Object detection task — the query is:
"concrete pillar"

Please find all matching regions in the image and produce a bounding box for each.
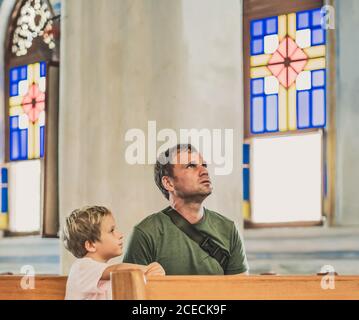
[59,0,244,273]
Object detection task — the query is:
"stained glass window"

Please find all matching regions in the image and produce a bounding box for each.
[12,0,56,57]
[9,62,46,161]
[250,8,326,134]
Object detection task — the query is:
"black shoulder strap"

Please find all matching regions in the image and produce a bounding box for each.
[163,206,230,271]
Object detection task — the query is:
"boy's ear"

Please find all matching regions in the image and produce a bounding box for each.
[85,240,97,253]
[161,176,174,193]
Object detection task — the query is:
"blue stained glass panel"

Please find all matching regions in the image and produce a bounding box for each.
[297,11,310,29]
[10,116,18,129]
[312,88,325,126]
[312,28,326,45]
[10,84,18,97]
[243,144,250,165]
[40,62,46,77]
[10,131,19,160]
[1,188,8,213]
[243,168,250,201]
[11,69,18,82]
[251,38,264,55]
[312,9,322,27]
[1,168,7,184]
[312,70,325,87]
[251,20,264,37]
[40,126,45,157]
[266,17,277,35]
[20,66,27,80]
[266,94,278,132]
[251,78,264,95]
[297,91,310,128]
[20,130,27,159]
[252,96,264,133]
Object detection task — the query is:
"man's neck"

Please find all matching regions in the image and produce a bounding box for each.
[170,198,204,224]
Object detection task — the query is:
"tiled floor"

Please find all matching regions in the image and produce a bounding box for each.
[0,226,358,275]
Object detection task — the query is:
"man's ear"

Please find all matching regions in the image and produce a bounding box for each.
[85,240,97,253]
[162,176,174,193]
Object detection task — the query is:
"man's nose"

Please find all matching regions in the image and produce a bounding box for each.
[199,165,209,176]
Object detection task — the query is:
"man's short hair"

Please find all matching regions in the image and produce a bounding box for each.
[154,144,197,200]
[62,206,111,258]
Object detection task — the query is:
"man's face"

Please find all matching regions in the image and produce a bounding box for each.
[169,150,213,201]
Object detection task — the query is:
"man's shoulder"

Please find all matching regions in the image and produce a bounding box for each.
[133,209,169,233]
[205,208,236,227]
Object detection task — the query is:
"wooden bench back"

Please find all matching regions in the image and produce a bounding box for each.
[111,271,359,300]
[0,275,67,300]
[2,272,359,300]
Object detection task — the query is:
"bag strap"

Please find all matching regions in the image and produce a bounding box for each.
[163,206,230,271]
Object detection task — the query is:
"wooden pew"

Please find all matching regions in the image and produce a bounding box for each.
[111,270,359,300]
[0,275,67,300]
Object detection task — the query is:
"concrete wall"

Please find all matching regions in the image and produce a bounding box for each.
[335,0,359,225]
[59,0,244,274]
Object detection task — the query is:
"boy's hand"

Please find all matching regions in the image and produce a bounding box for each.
[145,262,165,276]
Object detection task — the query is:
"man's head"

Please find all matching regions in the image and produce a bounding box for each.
[62,206,123,261]
[154,144,213,202]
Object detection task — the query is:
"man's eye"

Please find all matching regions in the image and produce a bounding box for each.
[187,164,196,168]
[202,163,208,168]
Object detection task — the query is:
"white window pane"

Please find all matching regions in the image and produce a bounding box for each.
[251,132,322,223]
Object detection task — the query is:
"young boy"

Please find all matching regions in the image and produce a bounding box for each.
[62,205,165,300]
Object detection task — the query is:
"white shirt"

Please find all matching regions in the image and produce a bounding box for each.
[65,257,112,300]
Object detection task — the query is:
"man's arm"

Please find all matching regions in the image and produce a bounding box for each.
[224,222,250,275]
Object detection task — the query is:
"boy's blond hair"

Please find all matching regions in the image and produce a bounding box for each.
[62,206,111,258]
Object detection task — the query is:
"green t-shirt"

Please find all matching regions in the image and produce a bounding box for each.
[123,207,249,275]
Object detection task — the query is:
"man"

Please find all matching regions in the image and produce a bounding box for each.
[123,144,249,275]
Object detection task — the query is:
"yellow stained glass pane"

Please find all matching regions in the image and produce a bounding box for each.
[250,66,272,78]
[28,123,35,159]
[33,63,40,84]
[33,121,40,159]
[304,57,326,71]
[250,54,272,67]
[303,45,326,59]
[27,64,34,83]
[242,201,251,220]
[278,15,287,41]
[9,106,24,116]
[9,96,23,107]
[288,13,296,40]
[0,214,8,230]
[278,85,287,131]
[288,83,297,130]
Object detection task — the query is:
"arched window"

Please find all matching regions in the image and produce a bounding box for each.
[242,0,333,227]
[4,0,60,236]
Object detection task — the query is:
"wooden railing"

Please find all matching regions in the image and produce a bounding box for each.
[0,275,67,300]
[1,272,359,300]
[111,270,359,300]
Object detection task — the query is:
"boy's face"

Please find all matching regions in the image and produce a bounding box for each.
[95,214,124,261]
